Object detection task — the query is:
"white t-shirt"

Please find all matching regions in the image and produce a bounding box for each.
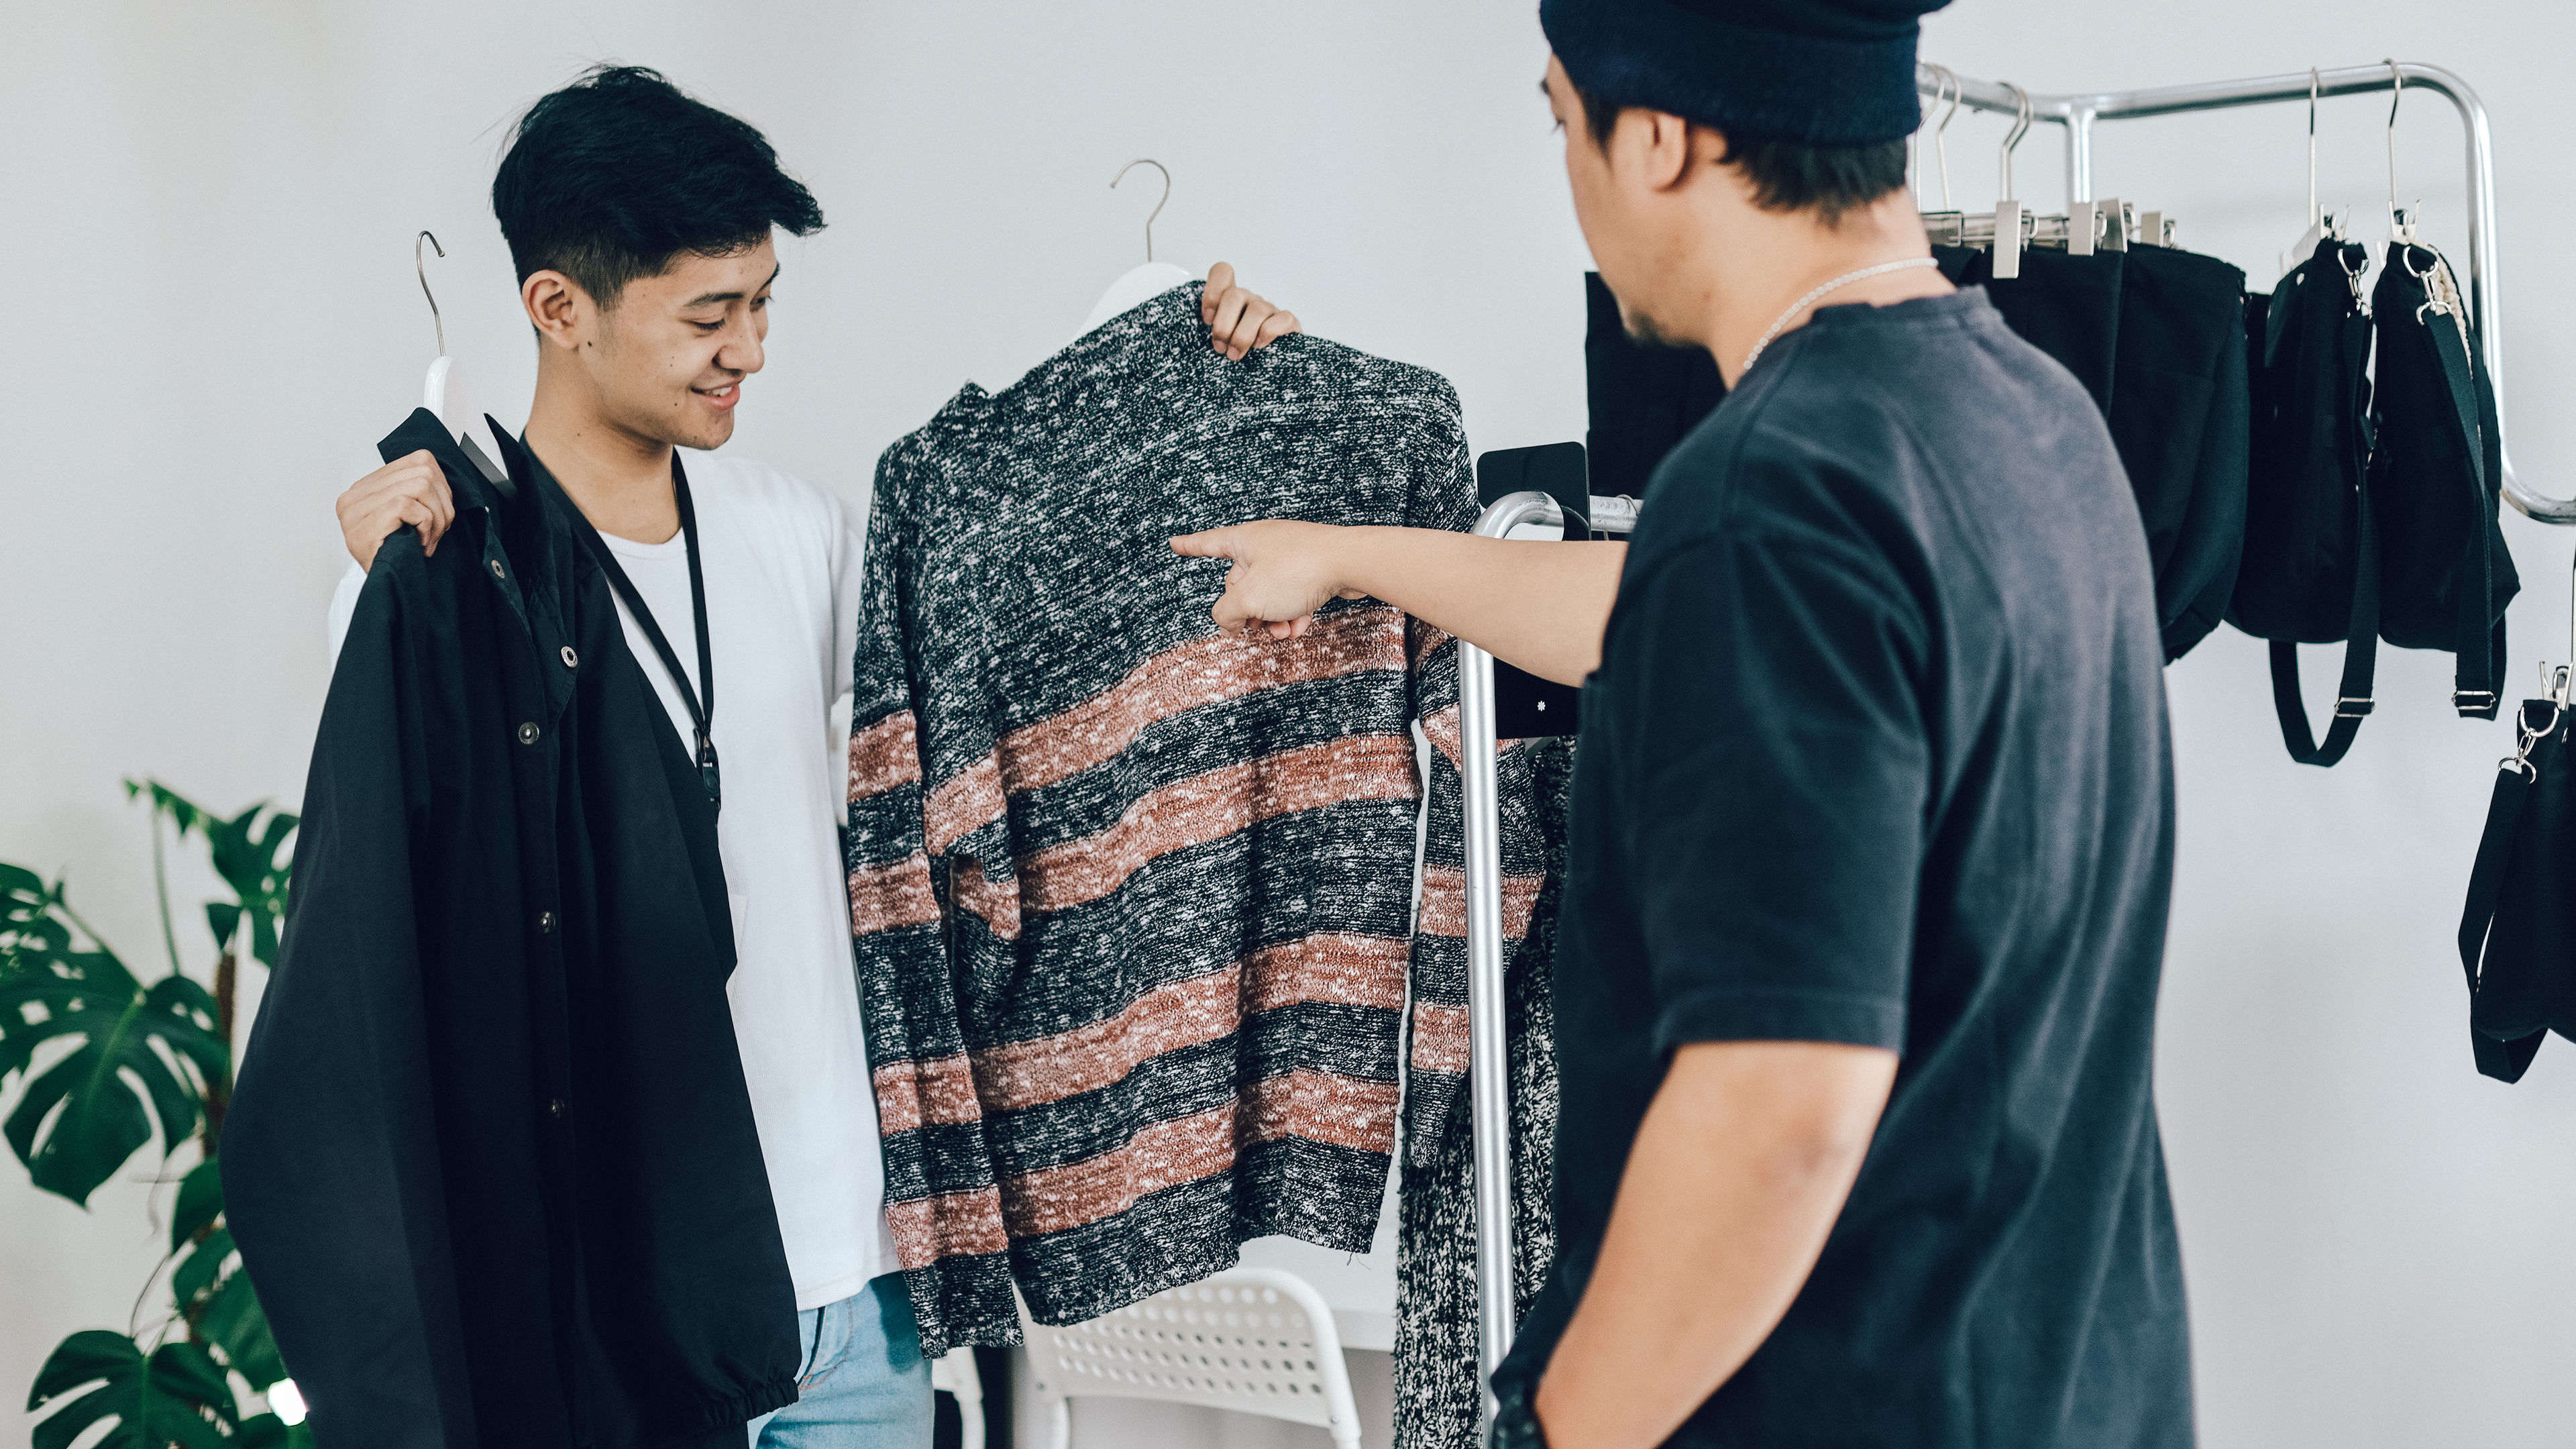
[329,456,894,1311]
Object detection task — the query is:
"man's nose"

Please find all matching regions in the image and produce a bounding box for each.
[718,322,764,377]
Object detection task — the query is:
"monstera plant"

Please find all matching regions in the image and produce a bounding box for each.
[3,782,308,1448]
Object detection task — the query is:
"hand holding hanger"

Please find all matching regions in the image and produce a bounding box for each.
[337,449,453,568]
[1199,261,1302,360]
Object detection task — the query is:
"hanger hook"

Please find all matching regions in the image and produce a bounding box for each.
[1935,64,1960,211]
[2384,59,2406,232]
[1999,81,2031,200]
[2318,67,2339,224]
[1111,158,1172,265]
[415,230,447,358]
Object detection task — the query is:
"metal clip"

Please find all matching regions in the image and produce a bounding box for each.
[2334,697,2375,718]
[2504,698,2562,780]
[2455,689,2499,715]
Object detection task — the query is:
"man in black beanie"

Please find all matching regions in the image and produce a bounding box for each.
[1173,3,2192,1446]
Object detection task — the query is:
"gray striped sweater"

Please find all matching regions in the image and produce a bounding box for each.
[843,284,1558,1355]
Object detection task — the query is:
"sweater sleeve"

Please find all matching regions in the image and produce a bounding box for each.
[843,443,1020,1358]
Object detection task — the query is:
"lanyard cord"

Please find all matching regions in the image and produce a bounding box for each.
[574,455,721,812]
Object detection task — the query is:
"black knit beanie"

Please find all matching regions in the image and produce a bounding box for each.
[1541,0,1951,147]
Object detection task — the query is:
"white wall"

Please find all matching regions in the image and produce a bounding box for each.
[2,1,2571,1446]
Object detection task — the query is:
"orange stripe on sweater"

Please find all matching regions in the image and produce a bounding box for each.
[1012,735,1418,914]
[997,1070,1399,1240]
[848,712,924,802]
[996,607,1406,797]
[1415,865,1544,941]
[965,934,1409,1112]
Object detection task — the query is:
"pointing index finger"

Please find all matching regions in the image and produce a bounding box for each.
[1169,527,1236,559]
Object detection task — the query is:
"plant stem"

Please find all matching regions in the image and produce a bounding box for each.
[149,807,182,979]
[205,942,235,1149]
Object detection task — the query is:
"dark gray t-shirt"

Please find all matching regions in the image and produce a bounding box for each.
[1499,289,2192,1447]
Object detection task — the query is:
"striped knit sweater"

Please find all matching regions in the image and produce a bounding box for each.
[843,284,1555,1355]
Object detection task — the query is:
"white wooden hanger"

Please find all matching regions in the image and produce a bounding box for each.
[1079,160,1193,335]
[415,231,510,488]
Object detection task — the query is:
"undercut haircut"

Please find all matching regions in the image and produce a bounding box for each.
[492,64,826,307]
[1571,76,1908,227]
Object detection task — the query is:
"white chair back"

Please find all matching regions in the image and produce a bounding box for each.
[1021,1267,1362,1449]
[930,1348,985,1449]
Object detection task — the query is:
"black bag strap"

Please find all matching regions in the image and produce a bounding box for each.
[2269,477,2381,767]
[2456,701,2558,1082]
[2412,250,2506,719]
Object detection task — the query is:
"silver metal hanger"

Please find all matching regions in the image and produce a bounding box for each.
[1111,159,1172,264]
[2385,60,2419,244]
[416,230,447,357]
[1992,83,2033,278]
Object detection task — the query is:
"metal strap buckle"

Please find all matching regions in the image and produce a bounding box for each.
[2334,697,2375,718]
[2454,690,2498,714]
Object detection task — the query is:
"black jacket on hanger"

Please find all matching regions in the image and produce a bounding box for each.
[224,411,800,1449]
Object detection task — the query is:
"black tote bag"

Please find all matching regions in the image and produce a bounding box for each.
[2370,240,2515,719]
[2458,693,2576,1081]
[2229,237,2379,765]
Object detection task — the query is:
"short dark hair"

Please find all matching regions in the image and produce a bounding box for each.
[492,65,826,307]
[1571,77,1907,226]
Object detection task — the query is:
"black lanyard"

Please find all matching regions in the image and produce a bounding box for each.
[574,455,720,812]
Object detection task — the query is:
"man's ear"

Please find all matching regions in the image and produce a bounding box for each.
[522,270,591,352]
[1627,109,1699,194]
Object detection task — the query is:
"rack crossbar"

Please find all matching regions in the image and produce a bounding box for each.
[1917,60,2560,524]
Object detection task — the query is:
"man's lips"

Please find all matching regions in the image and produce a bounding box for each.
[694,380,742,413]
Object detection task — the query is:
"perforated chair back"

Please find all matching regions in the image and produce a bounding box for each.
[1021,1267,1362,1449]
[930,1350,985,1449]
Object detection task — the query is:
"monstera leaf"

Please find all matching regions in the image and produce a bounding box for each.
[25,1331,237,1449]
[125,784,296,967]
[0,865,229,1205]
[167,1160,286,1391]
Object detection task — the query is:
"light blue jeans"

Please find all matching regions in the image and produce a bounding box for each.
[747,1274,934,1447]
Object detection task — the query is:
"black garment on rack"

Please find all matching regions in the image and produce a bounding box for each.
[224,411,800,1449]
[1495,276,1728,737]
[2369,241,2514,718]
[1934,242,2249,660]
[2230,237,2379,765]
[2459,699,2576,1082]
[1943,244,2124,411]
[2111,246,2251,661]
[1582,272,1724,502]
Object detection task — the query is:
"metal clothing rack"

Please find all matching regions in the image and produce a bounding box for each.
[1456,489,1636,1423]
[1456,58,2555,1430]
[1917,60,2563,525]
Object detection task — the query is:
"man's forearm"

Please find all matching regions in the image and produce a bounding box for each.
[1335,527,1626,686]
[1535,1041,1897,1449]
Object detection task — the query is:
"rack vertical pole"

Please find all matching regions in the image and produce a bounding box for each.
[1458,490,1644,1430]
[1458,490,1560,1429]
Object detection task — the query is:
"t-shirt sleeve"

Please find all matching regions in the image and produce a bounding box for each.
[825,485,868,789]
[1621,489,1931,1057]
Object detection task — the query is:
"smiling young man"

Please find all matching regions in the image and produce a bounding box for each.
[1171,3,2194,1447]
[326,66,1299,1446]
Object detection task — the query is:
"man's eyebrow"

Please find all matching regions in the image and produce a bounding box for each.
[682,262,784,309]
